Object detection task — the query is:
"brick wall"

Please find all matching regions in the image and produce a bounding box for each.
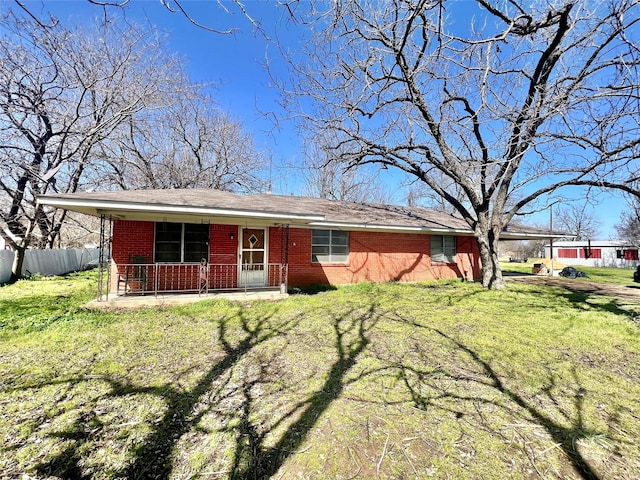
[112,220,155,264]
[286,228,481,287]
[111,220,154,292]
[210,224,238,265]
[456,236,481,282]
[268,226,288,264]
[112,221,240,264]
[110,220,481,290]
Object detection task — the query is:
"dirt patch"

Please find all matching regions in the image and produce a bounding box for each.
[507,275,640,306]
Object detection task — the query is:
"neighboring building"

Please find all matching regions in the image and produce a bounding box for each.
[545,240,639,268]
[38,189,551,296]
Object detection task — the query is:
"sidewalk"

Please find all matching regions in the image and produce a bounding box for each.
[86,289,287,309]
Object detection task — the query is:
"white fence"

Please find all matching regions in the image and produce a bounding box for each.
[0,248,99,284]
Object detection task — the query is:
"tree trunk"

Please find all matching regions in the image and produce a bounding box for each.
[475,225,505,290]
[10,246,25,282]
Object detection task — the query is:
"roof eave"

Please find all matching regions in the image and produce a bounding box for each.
[500,232,563,240]
[37,197,325,223]
[307,221,473,235]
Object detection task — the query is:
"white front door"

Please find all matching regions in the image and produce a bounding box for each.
[239,228,267,287]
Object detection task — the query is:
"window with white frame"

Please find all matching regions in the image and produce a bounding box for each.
[311,229,349,263]
[431,235,456,263]
[155,222,209,263]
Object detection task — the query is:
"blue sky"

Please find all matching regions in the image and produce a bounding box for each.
[10,0,304,191]
[3,0,626,237]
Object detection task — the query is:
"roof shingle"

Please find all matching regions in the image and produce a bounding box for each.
[38,188,552,238]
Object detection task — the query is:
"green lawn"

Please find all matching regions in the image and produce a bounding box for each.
[501,260,637,285]
[1,271,639,479]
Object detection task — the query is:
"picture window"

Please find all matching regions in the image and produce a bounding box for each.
[155,222,209,263]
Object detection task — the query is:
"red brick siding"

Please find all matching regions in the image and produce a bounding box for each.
[110,220,482,290]
[209,224,239,288]
[155,264,200,291]
[210,224,238,264]
[112,220,154,264]
[110,220,154,292]
[267,226,290,264]
[286,228,481,287]
[112,221,239,264]
[456,236,481,282]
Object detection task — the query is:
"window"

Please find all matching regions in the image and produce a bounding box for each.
[312,229,349,263]
[624,249,639,261]
[155,222,209,262]
[431,235,456,263]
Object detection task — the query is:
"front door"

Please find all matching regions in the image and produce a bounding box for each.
[239,228,267,287]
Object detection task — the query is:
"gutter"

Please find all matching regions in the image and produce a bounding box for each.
[307,221,471,235]
[37,196,325,222]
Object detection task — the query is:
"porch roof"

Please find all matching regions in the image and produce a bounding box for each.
[38,188,553,239]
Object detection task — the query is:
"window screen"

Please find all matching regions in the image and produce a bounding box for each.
[312,229,349,263]
[431,235,456,263]
[155,222,182,262]
[155,222,209,263]
[184,224,209,262]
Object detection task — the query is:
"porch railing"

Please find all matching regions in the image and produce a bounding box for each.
[115,263,287,296]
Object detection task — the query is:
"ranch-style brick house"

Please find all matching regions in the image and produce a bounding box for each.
[38,189,550,297]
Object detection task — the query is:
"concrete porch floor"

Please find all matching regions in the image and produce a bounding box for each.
[86,289,288,309]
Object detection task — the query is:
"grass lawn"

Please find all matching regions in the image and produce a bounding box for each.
[1,271,639,479]
[501,260,637,285]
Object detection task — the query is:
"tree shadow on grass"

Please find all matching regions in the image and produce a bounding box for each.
[388,313,604,480]
[228,299,380,479]
[561,288,639,318]
[115,305,299,479]
[29,303,295,479]
[28,296,381,479]
[34,410,104,479]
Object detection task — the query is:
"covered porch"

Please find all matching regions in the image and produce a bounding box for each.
[35,189,326,303]
[94,213,293,301]
[111,261,288,298]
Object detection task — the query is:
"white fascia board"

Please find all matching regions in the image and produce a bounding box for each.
[501,232,558,239]
[38,197,325,222]
[307,221,470,234]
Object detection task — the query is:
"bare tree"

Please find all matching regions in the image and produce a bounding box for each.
[83,0,258,35]
[56,212,102,248]
[616,195,640,245]
[300,132,391,203]
[554,203,601,241]
[97,94,267,193]
[278,0,640,288]
[404,177,465,214]
[0,10,184,279]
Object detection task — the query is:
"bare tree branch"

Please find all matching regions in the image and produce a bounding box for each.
[0,9,190,279]
[278,0,640,289]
